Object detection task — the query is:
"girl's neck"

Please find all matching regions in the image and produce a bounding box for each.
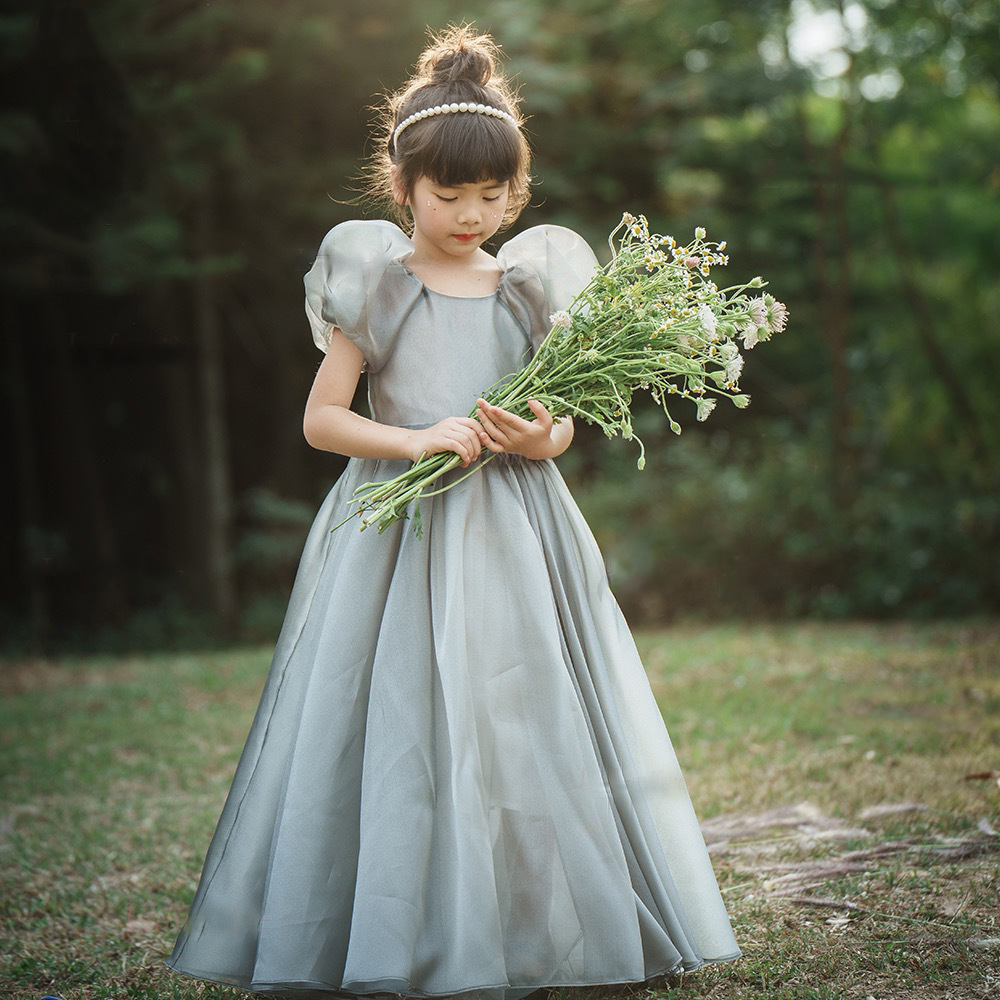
[406,240,503,298]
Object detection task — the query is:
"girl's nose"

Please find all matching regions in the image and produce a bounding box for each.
[457,201,482,225]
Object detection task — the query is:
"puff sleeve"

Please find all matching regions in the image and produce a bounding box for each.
[497,225,601,350]
[303,219,414,370]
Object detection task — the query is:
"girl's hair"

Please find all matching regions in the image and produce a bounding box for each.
[366,24,531,231]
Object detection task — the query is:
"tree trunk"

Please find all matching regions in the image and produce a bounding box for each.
[45,297,128,626]
[152,283,205,612]
[798,100,854,503]
[193,183,237,635]
[4,300,50,648]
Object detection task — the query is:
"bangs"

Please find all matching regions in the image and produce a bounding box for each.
[404,114,524,188]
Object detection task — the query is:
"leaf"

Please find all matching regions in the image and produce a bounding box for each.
[826,914,853,932]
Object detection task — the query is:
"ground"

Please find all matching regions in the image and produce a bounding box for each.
[1,622,997,999]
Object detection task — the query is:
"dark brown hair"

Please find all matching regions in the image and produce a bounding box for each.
[366,25,531,230]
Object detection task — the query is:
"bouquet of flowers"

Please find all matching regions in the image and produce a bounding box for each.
[347,212,788,535]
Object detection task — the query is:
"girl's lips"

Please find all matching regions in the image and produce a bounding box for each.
[452,234,479,243]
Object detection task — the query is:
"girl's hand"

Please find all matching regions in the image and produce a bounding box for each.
[405,416,487,467]
[475,398,570,460]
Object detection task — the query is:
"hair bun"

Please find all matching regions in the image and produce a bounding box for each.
[426,46,492,86]
[417,25,497,87]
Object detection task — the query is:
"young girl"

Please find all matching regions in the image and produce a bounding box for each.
[166,25,740,998]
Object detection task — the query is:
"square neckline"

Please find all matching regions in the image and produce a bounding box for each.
[380,224,507,300]
[398,256,505,301]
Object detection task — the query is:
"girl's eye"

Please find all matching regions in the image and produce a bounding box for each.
[432,192,504,203]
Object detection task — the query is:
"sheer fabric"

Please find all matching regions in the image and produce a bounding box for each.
[166,221,740,998]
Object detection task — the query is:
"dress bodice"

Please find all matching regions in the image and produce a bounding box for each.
[304,220,600,428]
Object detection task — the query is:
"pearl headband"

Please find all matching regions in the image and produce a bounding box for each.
[392,103,518,154]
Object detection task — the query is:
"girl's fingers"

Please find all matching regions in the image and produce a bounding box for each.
[479,406,518,436]
[473,408,506,452]
[480,399,541,434]
[526,399,553,427]
[417,418,488,465]
[453,423,485,464]
[474,400,559,460]
[454,435,478,464]
[476,406,507,442]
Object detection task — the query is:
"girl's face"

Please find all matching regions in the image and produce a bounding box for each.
[400,175,509,261]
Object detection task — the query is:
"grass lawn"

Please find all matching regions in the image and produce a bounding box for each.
[1,622,998,999]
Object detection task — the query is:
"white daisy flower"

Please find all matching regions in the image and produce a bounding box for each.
[698,304,718,340]
[763,294,789,334]
[748,297,768,328]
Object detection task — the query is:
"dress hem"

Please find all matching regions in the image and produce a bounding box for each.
[163,950,742,998]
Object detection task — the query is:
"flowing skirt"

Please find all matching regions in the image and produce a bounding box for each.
[165,456,739,998]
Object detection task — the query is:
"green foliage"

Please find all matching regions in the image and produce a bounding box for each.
[3,0,999,637]
[233,488,318,639]
[511,0,1000,619]
[565,414,999,620]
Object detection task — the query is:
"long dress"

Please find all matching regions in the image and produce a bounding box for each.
[165,219,740,999]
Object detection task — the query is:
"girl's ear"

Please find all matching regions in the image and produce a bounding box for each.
[390,168,408,207]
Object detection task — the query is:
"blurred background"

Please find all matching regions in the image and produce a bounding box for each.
[2,0,997,651]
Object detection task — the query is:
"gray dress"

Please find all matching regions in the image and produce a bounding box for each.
[165,220,740,999]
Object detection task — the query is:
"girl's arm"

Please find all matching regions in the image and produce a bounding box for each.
[303,329,487,467]
[474,398,574,461]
